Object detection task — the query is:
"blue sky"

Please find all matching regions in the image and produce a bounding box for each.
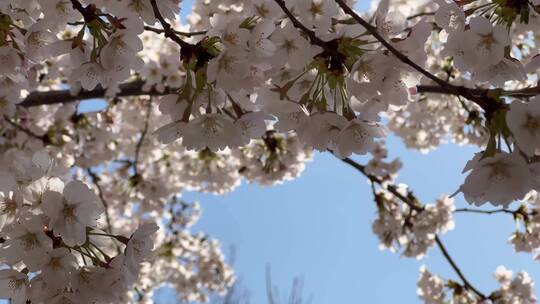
[174,137,540,303]
[80,1,540,303]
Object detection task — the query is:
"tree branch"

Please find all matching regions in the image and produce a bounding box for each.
[18,80,171,107]
[435,236,487,299]
[338,155,487,300]
[340,157,424,212]
[272,0,330,48]
[334,0,493,111]
[149,0,194,52]
[334,0,447,87]
[143,25,207,38]
[416,85,486,97]
[3,116,49,143]
[69,0,94,22]
[454,208,515,215]
[417,84,540,101]
[500,84,540,98]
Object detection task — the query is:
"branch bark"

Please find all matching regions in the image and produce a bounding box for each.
[149,0,195,56]
[272,0,330,48]
[434,235,487,299]
[18,81,171,107]
[454,208,515,215]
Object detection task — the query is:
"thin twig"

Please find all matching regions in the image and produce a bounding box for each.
[340,157,424,212]
[435,236,487,299]
[86,168,113,234]
[406,11,435,20]
[454,208,515,215]
[3,116,48,142]
[133,100,152,177]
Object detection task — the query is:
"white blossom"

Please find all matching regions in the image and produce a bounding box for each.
[42,180,102,246]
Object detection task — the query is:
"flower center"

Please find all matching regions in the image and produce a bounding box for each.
[309,2,323,18]
[63,204,77,219]
[487,161,510,181]
[479,34,495,50]
[1,196,17,216]
[21,233,39,250]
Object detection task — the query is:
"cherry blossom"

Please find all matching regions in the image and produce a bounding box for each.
[507,97,540,156]
[459,152,532,207]
[0,214,52,270]
[42,180,102,246]
[124,223,159,278]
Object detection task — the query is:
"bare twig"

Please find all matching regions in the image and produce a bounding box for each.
[406,11,435,20]
[435,236,487,299]
[86,168,113,234]
[454,208,515,215]
[340,157,424,212]
[133,100,152,177]
[3,116,48,142]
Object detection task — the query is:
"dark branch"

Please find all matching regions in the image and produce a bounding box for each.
[417,85,486,96]
[86,168,114,234]
[19,80,172,108]
[3,116,49,143]
[143,25,207,38]
[435,236,487,299]
[272,0,330,48]
[149,0,194,51]
[69,0,94,22]
[501,84,540,98]
[454,208,515,215]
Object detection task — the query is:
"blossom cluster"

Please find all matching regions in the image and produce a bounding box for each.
[373,191,455,258]
[0,148,160,303]
[417,265,537,304]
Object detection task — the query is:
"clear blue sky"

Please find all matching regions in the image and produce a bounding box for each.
[174,137,540,303]
[82,1,540,303]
